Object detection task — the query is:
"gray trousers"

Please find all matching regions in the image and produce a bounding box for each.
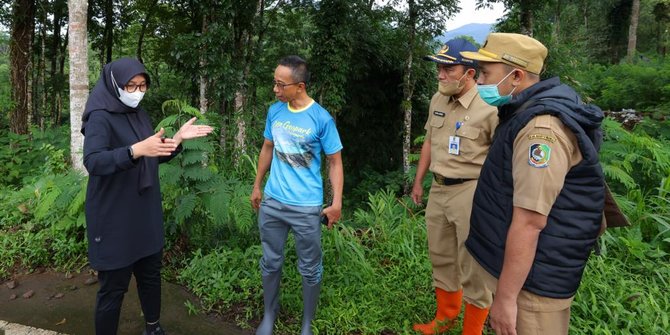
[258,197,323,285]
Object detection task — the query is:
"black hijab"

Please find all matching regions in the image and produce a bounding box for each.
[82,57,156,193]
[82,57,152,130]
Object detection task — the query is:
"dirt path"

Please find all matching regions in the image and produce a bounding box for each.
[1,271,251,335]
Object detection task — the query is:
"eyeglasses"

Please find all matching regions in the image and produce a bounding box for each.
[125,83,148,93]
[273,81,300,90]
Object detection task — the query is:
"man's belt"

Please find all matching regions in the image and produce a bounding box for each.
[433,174,475,186]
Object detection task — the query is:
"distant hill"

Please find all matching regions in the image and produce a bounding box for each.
[438,23,493,45]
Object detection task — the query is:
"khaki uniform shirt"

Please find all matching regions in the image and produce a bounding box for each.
[424,86,498,179]
[512,114,583,215]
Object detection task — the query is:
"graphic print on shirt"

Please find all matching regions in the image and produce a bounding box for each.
[272,120,315,168]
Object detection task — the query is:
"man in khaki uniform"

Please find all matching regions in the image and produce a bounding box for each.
[411,38,497,335]
[461,33,605,335]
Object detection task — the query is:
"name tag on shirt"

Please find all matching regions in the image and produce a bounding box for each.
[449,136,460,155]
[433,111,445,117]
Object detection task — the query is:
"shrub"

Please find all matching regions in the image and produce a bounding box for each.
[575,59,670,113]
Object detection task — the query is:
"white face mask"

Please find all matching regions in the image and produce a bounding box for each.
[111,71,145,108]
[117,88,145,108]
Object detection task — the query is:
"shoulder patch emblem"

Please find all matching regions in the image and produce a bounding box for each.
[529,143,551,168]
[527,134,556,143]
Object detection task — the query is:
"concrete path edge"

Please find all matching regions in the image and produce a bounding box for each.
[0,320,66,335]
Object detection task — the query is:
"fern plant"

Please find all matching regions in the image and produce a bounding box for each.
[601,118,670,194]
[600,116,670,250]
[158,100,257,253]
[0,171,87,276]
[0,126,70,187]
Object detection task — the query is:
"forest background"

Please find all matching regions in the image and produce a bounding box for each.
[1,0,670,334]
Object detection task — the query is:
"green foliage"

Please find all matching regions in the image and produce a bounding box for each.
[178,246,262,316]
[572,229,670,335]
[599,117,670,250]
[0,172,87,278]
[0,126,70,187]
[0,33,10,113]
[575,60,670,112]
[600,118,670,194]
[347,168,406,205]
[614,178,670,251]
[157,100,256,252]
[0,124,83,278]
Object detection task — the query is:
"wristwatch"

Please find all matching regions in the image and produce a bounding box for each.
[127,145,134,159]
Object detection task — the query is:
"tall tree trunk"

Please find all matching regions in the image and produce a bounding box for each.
[402,0,416,194]
[250,0,268,123]
[582,0,588,30]
[233,0,266,164]
[51,0,63,126]
[627,0,640,62]
[219,100,228,151]
[38,23,46,129]
[57,27,69,126]
[137,0,158,63]
[104,0,114,63]
[199,14,208,114]
[553,0,562,42]
[519,0,534,36]
[9,0,35,135]
[234,90,247,162]
[69,0,88,174]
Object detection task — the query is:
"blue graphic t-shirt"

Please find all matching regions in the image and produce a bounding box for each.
[263,100,343,206]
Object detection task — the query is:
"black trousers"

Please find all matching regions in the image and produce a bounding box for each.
[95,250,162,335]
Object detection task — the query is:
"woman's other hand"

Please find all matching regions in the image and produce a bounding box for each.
[131,128,178,158]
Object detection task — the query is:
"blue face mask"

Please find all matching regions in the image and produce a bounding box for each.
[477,70,517,106]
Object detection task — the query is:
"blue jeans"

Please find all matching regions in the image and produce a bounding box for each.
[258,197,323,285]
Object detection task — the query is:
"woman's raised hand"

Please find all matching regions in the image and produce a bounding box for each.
[174,117,215,145]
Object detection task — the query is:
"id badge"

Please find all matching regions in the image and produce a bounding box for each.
[449,136,460,155]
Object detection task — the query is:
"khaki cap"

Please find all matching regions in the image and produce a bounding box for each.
[460,33,548,75]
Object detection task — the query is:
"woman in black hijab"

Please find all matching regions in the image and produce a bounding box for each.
[82,57,213,335]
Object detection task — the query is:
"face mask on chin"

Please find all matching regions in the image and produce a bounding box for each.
[477,70,517,106]
[438,71,468,96]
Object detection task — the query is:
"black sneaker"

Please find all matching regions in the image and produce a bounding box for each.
[142,322,166,335]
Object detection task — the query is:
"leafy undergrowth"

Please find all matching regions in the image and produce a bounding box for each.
[178,189,670,335]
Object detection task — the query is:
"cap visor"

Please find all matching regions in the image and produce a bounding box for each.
[423,55,457,64]
[460,51,499,63]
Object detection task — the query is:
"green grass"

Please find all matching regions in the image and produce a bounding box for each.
[571,229,670,334]
[178,189,670,334]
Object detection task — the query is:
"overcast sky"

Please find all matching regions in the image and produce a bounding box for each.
[446,0,506,30]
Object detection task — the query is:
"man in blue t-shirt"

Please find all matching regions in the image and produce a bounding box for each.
[250,55,343,335]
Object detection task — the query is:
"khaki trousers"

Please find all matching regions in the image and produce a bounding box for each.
[474,260,573,335]
[425,179,492,308]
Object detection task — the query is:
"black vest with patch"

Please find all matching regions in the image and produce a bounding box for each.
[465,77,605,298]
